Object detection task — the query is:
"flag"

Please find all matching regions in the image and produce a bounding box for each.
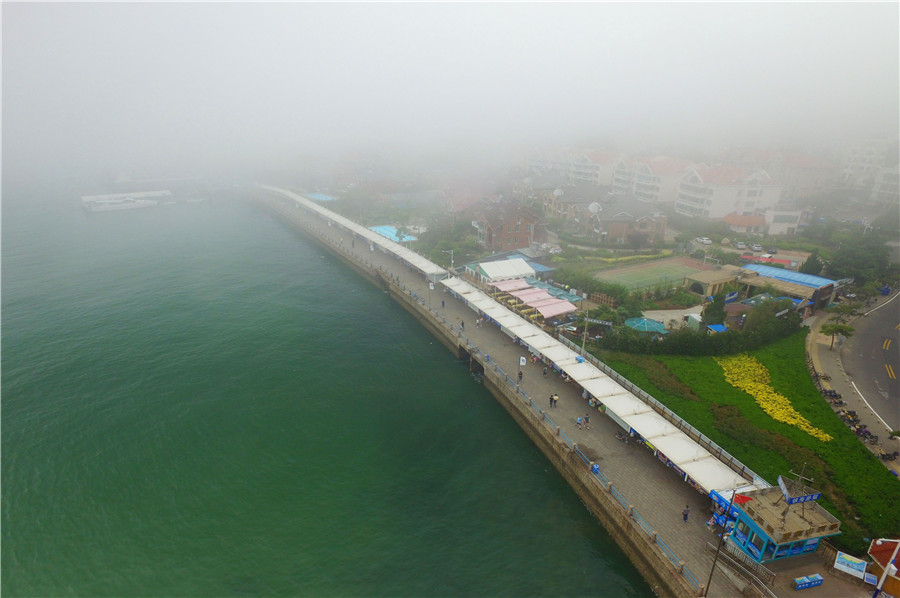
[429,282,434,290]
[519,356,527,366]
[733,494,753,505]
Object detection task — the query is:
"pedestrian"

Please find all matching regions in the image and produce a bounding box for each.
[441,300,445,308]
[584,413,591,429]
[517,371,523,383]
[552,393,559,407]
[549,395,554,408]
[682,505,690,523]
[576,417,583,428]
[460,320,464,330]
[543,366,548,377]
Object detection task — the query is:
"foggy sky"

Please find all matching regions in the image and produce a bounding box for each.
[3,2,898,181]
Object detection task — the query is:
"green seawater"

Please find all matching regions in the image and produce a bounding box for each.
[2,186,652,597]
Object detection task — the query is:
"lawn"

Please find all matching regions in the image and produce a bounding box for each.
[597,331,900,554]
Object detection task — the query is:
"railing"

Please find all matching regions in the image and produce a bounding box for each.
[557,336,767,486]
[272,201,705,595]
[705,542,777,598]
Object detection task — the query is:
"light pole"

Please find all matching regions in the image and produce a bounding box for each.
[442,249,454,274]
[873,538,899,598]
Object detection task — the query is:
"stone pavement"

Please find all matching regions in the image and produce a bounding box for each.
[805,293,900,476]
[262,193,872,597]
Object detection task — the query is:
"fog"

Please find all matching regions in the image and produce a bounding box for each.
[3,2,898,182]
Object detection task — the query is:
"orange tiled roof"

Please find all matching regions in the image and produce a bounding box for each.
[721,213,766,227]
[696,165,749,185]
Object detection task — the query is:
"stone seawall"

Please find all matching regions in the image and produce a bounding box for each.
[257,194,700,598]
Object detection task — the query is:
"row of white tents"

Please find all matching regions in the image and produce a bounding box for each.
[263,185,767,497]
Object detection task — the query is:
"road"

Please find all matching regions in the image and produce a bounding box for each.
[840,294,900,431]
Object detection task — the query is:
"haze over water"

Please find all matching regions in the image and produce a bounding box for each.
[1,188,651,597]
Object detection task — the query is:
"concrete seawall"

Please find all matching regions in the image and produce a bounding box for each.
[255,191,735,598]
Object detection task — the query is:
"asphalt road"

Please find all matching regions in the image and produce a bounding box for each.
[840,294,900,431]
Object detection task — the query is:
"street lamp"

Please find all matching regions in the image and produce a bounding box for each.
[442,249,454,274]
[873,538,900,598]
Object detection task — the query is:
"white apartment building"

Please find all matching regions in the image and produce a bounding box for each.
[611,156,693,204]
[676,165,782,219]
[839,139,895,189]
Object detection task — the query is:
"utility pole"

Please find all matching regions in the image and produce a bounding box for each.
[442,249,454,274]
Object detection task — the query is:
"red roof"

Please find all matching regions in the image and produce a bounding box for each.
[868,539,900,569]
[696,165,749,185]
[633,156,693,175]
[722,213,766,227]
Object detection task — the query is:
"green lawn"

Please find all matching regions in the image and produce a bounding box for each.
[598,331,900,554]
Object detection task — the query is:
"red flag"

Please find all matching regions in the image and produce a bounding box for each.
[733,494,753,505]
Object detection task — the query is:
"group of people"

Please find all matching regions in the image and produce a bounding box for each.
[576,413,591,429]
[548,393,559,408]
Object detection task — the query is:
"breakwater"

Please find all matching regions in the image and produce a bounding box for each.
[256,186,753,598]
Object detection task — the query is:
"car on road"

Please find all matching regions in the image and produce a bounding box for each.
[751,243,763,252]
[766,247,778,254]
[734,241,746,250]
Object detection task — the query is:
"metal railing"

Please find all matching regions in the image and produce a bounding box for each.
[557,335,767,486]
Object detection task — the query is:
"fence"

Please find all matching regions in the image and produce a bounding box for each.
[556,335,767,486]
[704,542,777,598]
[277,202,705,595]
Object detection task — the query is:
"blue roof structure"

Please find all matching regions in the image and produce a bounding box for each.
[743,264,835,289]
[707,324,729,333]
[369,225,417,243]
[307,192,336,202]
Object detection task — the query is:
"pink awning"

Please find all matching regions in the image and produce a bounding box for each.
[510,289,552,301]
[492,279,531,292]
[536,301,577,319]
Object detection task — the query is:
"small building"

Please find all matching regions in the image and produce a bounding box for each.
[473,202,542,252]
[684,264,744,296]
[712,479,841,564]
[467,258,535,284]
[867,538,900,597]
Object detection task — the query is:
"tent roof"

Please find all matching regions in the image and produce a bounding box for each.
[678,456,750,493]
[560,361,605,384]
[492,278,531,292]
[539,344,581,366]
[621,411,682,439]
[602,391,653,416]
[535,301,577,319]
[651,434,711,463]
[580,377,625,398]
[477,258,535,281]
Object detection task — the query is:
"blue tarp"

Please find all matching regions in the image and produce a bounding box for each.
[708,324,728,333]
[743,264,834,289]
[369,225,417,243]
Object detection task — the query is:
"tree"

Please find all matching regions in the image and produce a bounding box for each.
[702,293,726,325]
[827,301,862,323]
[799,251,825,275]
[826,234,892,286]
[821,322,855,350]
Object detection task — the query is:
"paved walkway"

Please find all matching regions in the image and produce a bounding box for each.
[264,193,872,597]
[805,293,900,475]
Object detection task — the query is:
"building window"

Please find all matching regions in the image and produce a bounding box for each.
[515,223,520,232]
[507,238,512,245]
[526,224,532,232]
[514,236,519,244]
[507,225,512,233]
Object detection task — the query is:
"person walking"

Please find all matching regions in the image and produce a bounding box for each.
[460,320,464,331]
[441,300,445,308]
[552,394,559,407]
[517,371,523,383]
[682,505,690,523]
[583,413,591,429]
[576,417,583,429]
[542,366,548,377]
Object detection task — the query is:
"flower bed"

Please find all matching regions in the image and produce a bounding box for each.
[715,354,832,442]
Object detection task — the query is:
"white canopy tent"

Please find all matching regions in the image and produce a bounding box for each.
[580,377,625,399]
[651,434,711,463]
[539,344,581,367]
[621,411,682,439]
[678,457,751,493]
[560,361,605,384]
[475,258,535,282]
[602,391,653,417]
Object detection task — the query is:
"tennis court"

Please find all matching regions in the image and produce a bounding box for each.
[594,257,712,291]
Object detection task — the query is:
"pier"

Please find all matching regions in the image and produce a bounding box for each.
[254,185,862,598]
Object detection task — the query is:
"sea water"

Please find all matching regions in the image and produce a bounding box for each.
[1,185,651,597]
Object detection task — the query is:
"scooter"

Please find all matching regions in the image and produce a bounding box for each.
[879,451,899,461]
[615,430,630,444]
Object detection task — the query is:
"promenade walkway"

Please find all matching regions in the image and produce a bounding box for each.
[260,188,870,598]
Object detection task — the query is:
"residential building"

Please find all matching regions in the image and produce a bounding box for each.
[676,165,781,219]
[473,202,542,252]
[870,166,899,208]
[611,156,693,205]
[721,213,766,235]
[764,204,804,236]
[590,195,667,245]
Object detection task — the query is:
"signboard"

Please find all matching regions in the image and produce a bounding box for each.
[725,291,739,304]
[834,551,868,579]
[585,318,613,326]
[865,573,878,585]
[777,475,821,504]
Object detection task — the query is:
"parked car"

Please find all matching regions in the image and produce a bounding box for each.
[766,247,778,254]
[751,243,763,252]
[698,237,713,245]
[734,241,746,250]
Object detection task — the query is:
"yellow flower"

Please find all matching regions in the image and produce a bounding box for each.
[715,354,832,442]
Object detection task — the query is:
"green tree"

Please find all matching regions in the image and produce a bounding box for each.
[827,301,862,323]
[702,293,726,325]
[799,250,825,275]
[821,322,855,349]
[826,235,891,286]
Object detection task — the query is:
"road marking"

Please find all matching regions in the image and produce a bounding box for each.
[885,338,892,351]
[887,364,897,380]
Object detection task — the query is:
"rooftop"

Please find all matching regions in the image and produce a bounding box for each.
[739,487,840,544]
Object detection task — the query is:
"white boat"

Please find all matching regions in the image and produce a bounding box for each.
[81,190,171,212]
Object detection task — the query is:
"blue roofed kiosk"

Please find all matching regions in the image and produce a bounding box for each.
[711,474,840,564]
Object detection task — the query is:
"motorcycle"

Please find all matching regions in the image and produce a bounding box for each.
[879,451,899,461]
[615,430,630,444]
